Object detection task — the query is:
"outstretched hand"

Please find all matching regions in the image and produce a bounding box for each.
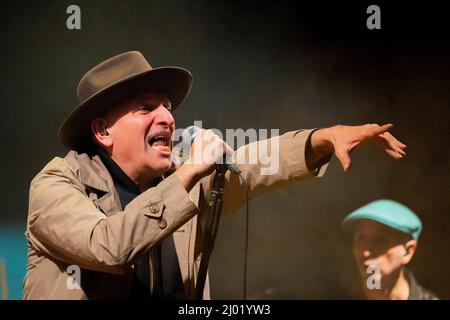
[310,124,407,172]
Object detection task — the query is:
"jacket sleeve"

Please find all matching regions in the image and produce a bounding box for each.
[26,158,198,274]
[200,129,330,216]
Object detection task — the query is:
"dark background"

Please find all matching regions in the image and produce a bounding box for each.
[0,0,448,299]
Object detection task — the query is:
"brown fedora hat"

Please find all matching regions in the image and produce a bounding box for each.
[59,51,193,152]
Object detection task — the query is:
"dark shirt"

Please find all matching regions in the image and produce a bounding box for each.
[97,148,185,299]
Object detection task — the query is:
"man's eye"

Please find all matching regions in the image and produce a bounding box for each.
[138,106,152,113]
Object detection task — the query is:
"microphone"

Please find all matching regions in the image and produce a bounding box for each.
[180,126,241,174]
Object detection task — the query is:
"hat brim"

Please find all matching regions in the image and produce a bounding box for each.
[342,215,419,240]
[59,66,192,152]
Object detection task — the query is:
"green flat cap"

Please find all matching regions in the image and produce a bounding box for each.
[342,199,422,240]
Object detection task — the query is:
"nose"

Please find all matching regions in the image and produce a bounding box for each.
[363,250,371,258]
[154,105,175,129]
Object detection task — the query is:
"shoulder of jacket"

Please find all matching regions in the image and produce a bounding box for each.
[31,151,81,185]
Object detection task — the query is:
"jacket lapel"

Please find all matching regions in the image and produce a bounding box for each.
[69,152,122,216]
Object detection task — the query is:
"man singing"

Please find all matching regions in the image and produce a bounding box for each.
[22,51,406,299]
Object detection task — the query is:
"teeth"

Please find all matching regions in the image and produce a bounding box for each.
[151,145,171,153]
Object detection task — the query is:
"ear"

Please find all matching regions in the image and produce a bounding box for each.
[400,240,417,265]
[91,118,113,149]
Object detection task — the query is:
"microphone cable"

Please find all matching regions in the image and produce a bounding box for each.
[237,171,249,300]
[178,125,250,300]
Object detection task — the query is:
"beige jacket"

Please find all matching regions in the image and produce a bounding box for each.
[22,129,328,299]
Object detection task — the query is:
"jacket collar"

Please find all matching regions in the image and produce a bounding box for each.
[79,153,114,193]
[65,151,121,215]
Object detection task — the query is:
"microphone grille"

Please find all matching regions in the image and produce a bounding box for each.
[181,125,200,144]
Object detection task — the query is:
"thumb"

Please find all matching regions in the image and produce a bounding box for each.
[335,147,352,172]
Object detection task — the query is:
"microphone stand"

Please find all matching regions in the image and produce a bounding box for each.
[193,162,228,300]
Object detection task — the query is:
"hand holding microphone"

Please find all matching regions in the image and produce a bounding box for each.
[174,126,240,191]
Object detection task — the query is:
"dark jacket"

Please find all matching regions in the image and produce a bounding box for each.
[406,270,439,300]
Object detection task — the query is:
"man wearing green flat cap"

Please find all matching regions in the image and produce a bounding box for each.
[342,199,438,300]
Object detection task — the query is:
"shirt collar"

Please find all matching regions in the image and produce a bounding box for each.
[96,148,141,196]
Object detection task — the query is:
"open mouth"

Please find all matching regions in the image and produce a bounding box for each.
[147,131,172,153]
